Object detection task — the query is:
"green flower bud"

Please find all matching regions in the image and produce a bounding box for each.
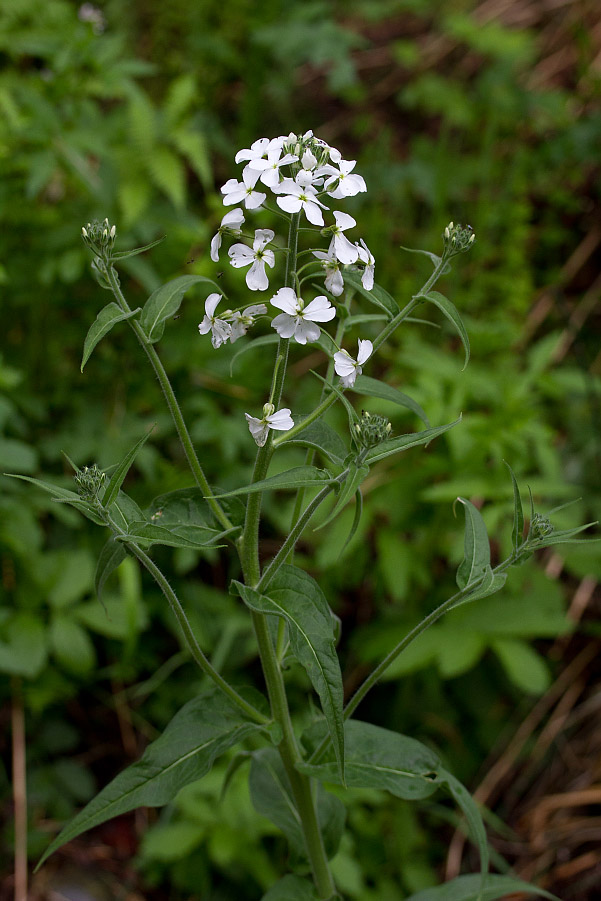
[530,512,554,539]
[74,464,106,502]
[81,217,117,261]
[443,222,475,260]
[354,411,392,449]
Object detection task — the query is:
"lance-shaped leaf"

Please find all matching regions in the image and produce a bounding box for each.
[111,235,165,260]
[117,521,231,550]
[4,474,105,526]
[140,275,221,343]
[278,417,348,466]
[95,538,127,604]
[81,303,141,371]
[450,565,507,611]
[455,497,491,590]
[416,291,470,370]
[342,270,400,319]
[148,487,246,529]
[405,873,560,901]
[365,418,461,465]
[102,427,155,509]
[249,748,345,861]
[504,462,524,554]
[434,768,488,888]
[109,492,147,532]
[299,720,439,801]
[233,566,345,783]
[351,375,430,427]
[36,686,266,870]
[214,466,335,499]
[316,462,369,531]
[527,522,599,550]
[400,245,450,273]
[261,875,319,901]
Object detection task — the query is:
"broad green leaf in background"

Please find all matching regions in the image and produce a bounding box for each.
[455,497,491,590]
[365,418,461,465]
[230,334,280,375]
[261,874,319,900]
[140,275,221,342]
[491,638,551,694]
[0,612,48,679]
[416,291,470,369]
[233,566,345,783]
[94,538,127,604]
[49,616,96,676]
[215,466,335,498]
[102,427,155,509]
[342,270,400,319]
[80,303,141,371]
[36,686,267,869]
[405,873,560,901]
[279,417,348,465]
[109,492,147,532]
[249,748,345,861]
[350,375,430,427]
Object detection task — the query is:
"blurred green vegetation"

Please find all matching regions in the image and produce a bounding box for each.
[1,0,600,897]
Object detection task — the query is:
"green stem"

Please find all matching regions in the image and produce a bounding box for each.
[371,257,448,353]
[105,265,233,533]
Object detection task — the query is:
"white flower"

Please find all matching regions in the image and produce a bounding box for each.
[210,208,245,263]
[334,339,373,388]
[229,304,267,343]
[249,148,298,188]
[270,287,335,344]
[328,211,359,264]
[221,167,266,210]
[245,403,294,447]
[356,238,375,290]
[198,294,232,348]
[228,229,275,291]
[275,179,328,226]
[234,137,272,165]
[313,248,344,297]
[323,160,367,199]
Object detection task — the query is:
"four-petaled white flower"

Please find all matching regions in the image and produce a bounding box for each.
[245,403,294,447]
[334,339,373,388]
[249,148,299,188]
[356,238,375,290]
[229,229,275,291]
[235,137,272,165]
[210,208,245,263]
[270,287,336,344]
[275,179,328,226]
[323,160,367,199]
[198,294,231,348]
[229,304,267,343]
[313,248,344,297]
[221,167,266,209]
[328,211,359,264]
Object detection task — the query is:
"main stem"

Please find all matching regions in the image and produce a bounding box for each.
[239,213,336,899]
[105,266,233,533]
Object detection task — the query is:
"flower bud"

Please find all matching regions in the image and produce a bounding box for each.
[530,512,554,539]
[81,217,118,260]
[262,402,275,418]
[442,222,475,260]
[354,411,392,449]
[74,464,106,502]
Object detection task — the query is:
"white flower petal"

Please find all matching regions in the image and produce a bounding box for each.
[228,244,254,267]
[221,208,245,228]
[357,339,373,365]
[303,201,325,226]
[210,232,221,263]
[266,408,294,431]
[333,211,356,231]
[303,296,336,323]
[205,293,222,318]
[293,319,320,344]
[271,312,297,339]
[334,351,356,378]
[245,414,269,447]
[270,287,298,314]
[277,195,302,214]
[246,260,269,291]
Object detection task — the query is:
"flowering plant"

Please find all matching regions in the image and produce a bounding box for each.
[18,131,596,900]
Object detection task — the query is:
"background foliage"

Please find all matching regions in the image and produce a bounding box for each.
[1,0,600,898]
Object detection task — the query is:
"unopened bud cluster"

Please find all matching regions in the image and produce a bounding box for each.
[81,218,117,258]
[74,464,106,502]
[443,222,475,259]
[530,512,554,539]
[354,411,392,449]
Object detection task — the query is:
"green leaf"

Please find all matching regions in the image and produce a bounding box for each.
[417,291,470,369]
[434,768,488,889]
[148,486,245,529]
[81,303,141,371]
[233,566,345,783]
[249,748,345,861]
[111,236,165,260]
[342,270,400,319]
[492,638,551,694]
[278,417,348,465]
[340,488,363,557]
[405,873,560,901]
[452,566,507,608]
[316,463,369,531]
[350,375,430,427]
[49,617,96,676]
[504,462,525,554]
[400,245,449,272]
[261,875,319,901]
[455,498,491,590]
[95,538,127,604]
[214,466,335,498]
[110,492,147,532]
[102,427,155,509]
[118,521,230,550]
[365,418,461,465]
[140,275,220,343]
[0,438,38,473]
[527,522,599,549]
[300,720,439,801]
[0,612,47,679]
[4,474,106,525]
[36,686,265,870]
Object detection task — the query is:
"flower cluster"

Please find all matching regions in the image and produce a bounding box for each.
[198,294,267,348]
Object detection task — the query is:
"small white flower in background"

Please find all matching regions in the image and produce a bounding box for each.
[329,211,359,264]
[275,179,328,226]
[323,160,367,199]
[229,304,267,343]
[270,287,336,344]
[334,339,373,388]
[221,168,266,210]
[210,208,245,263]
[229,229,275,291]
[356,238,375,290]
[198,294,232,348]
[245,403,294,447]
[313,248,344,297]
